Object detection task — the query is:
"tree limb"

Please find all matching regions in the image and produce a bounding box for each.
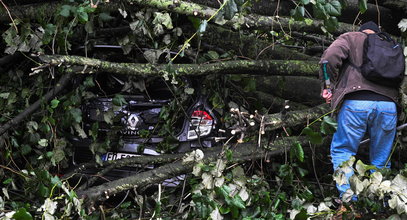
[77,136,310,205]
[127,0,356,35]
[263,104,330,131]
[38,55,319,77]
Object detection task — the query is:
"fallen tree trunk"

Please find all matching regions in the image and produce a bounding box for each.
[248,91,309,112]
[77,136,310,205]
[201,25,318,61]
[263,104,330,131]
[38,55,319,77]
[381,0,407,16]
[255,76,323,106]
[127,0,355,35]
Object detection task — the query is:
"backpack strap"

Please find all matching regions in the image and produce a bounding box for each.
[377,32,395,44]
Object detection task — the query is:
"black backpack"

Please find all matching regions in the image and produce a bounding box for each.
[350,32,405,87]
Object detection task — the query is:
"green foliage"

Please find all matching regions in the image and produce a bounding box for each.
[0,0,405,219]
[358,0,368,14]
[291,0,343,33]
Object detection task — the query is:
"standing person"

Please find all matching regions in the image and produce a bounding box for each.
[319,21,402,200]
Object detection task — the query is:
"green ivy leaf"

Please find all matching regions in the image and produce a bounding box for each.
[84,76,95,87]
[355,160,376,176]
[184,87,195,95]
[112,94,127,106]
[198,20,208,33]
[292,142,305,162]
[243,78,256,92]
[296,166,309,177]
[38,139,48,147]
[323,116,337,128]
[206,51,219,60]
[232,195,246,209]
[188,16,201,30]
[90,122,99,141]
[7,92,17,105]
[324,1,342,16]
[324,16,338,33]
[103,110,115,125]
[99,12,114,21]
[313,3,327,19]
[13,208,33,220]
[60,5,72,17]
[358,0,368,14]
[3,178,13,185]
[51,176,62,187]
[21,144,32,155]
[50,99,60,109]
[38,183,50,198]
[0,92,9,99]
[85,20,94,34]
[302,127,323,144]
[219,206,230,214]
[349,175,364,194]
[321,116,337,135]
[304,18,313,26]
[83,5,96,13]
[70,108,82,123]
[291,6,305,21]
[77,10,89,23]
[224,0,238,20]
[153,12,173,29]
[301,0,310,4]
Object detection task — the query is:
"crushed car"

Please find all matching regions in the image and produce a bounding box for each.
[68,71,225,186]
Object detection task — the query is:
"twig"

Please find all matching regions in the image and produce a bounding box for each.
[0,0,18,33]
[0,165,29,179]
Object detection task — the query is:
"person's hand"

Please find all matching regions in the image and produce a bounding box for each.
[322,89,332,103]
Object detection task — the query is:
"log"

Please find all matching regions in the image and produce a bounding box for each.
[126,0,355,35]
[38,54,320,77]
[77,136,310,204]
[255,76,323,106]
[248,91,308,112]
[187,0,293,17]
[381,0,407,16]
[201,25,318,61]
[338,0,400,35]
[263,104,330,131]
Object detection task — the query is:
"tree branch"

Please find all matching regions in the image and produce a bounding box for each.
[127,0,356,35]
[263,104,330,131]
[38,55,319,77]
[77,136,310,205]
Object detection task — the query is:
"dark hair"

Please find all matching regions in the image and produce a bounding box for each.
[359,21,380,33]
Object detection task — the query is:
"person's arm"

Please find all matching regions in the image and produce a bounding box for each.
[319,33,351,103]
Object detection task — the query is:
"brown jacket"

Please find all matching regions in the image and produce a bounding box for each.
[320,31,399,112]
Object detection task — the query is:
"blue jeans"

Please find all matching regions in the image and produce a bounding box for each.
[331,100,397,197]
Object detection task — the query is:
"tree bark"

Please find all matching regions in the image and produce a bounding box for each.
[248,91,309,112]
[338,0,400,35]
[381,0,407,16]
[201,25,318,61]
[77,136,310,205]
[126,0,355,35]
[255,76,323,106]
[38,55,320,77]
[263,104,330,131]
